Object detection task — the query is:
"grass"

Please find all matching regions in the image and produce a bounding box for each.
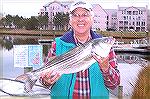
[131,64,150,99]
[97,30,149,39]
[0,28,149,39]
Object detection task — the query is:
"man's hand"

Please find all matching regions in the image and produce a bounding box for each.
[92,55,109,72]
[40,70,61,87]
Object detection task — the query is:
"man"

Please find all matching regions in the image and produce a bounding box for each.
[40,1,120,99]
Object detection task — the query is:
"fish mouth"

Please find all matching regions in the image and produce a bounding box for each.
[0,78,50,97]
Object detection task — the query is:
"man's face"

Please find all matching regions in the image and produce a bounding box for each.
[69,7,93,34]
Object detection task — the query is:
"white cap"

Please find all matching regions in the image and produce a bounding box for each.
[69,1,94,17]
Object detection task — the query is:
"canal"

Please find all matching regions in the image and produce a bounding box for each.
[0,35,150,98]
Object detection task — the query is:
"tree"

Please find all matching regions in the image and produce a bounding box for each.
[13,15,24,28]
[37,15,48,30]
[0,17,6,27]
[5,14,13,28]
[62,12,69,30]
[53,12,69,30]
[25,16,39,30]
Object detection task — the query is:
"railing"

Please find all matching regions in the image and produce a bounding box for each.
[130,37,150,48]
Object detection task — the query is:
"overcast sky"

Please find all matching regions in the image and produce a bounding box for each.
[1,0,149,18]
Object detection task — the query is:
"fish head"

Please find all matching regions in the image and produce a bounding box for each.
[91,37,115,58]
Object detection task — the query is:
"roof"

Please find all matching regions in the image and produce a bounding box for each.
[118,6,147,11]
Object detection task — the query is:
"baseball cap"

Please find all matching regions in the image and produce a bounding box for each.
[69,1,94,17]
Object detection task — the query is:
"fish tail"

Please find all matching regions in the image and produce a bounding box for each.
[25,74,38,93]
[16,73,38,93]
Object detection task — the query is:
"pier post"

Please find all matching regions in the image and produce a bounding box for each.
[118,85,123,99]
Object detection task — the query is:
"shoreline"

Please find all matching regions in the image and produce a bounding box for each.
[0,29,149,39]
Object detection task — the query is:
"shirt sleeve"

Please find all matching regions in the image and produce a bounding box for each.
[101,48,120,90]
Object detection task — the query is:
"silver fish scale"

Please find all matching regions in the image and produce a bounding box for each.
[45,42,93,74]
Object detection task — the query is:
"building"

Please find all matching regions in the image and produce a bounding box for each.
[105,9,118,31]
[147,10,150,32]
[117,5,148,32]
[38,1,71,30]
[92,4,108,31]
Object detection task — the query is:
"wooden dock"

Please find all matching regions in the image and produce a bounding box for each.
[114,47,150,54]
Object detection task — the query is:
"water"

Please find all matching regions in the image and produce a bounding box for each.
[116,53,149,97]
[0,36,150,98]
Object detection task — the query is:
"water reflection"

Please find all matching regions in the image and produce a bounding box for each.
[0,36,13,50]
[0,35,39,51]
[0,48,24,78]
[0,37,150,98]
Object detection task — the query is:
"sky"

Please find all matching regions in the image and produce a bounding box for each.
[0,0,150,18]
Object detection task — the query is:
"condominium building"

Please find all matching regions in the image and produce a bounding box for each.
[117,5,148,32]
[92,4,108,31]
[105,9,118,31]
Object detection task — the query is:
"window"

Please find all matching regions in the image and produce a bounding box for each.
[133,16,135,20]
[124,21,128,25]
[133,22,135,25]
[136,22,140,26]
[133,11,138,15]
[119,21,123,24]
[133,11,135,15]
[124,16,126,20]
[107,16,109,20]
[127,11,132,15]
[141,22,145,26]
[138,16,140,20]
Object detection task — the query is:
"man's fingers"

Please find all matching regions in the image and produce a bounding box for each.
[50,73,61,84]
[92,54,109,63]
[42,71,60,84]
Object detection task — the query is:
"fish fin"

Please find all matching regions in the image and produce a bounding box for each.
[15,74,29,82]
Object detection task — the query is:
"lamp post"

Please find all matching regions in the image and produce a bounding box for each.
[40,27,43,40]
[120,30,123,42]
[53,26,55,39]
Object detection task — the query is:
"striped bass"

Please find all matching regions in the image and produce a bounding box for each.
[0,37,115,96]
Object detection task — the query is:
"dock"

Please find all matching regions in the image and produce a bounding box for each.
[38,39,54,45]
[114,38,150,54]
[114,47,150,54]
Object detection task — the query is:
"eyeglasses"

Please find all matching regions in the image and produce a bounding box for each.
[70,13,91,18]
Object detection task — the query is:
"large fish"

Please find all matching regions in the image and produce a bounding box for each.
[0,37,115,97]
